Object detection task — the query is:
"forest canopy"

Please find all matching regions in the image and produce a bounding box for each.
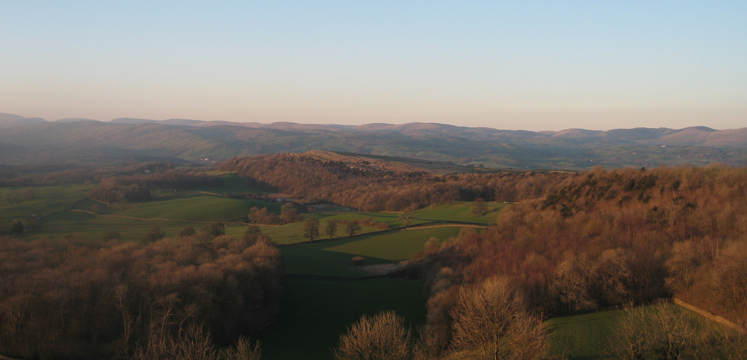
[0,233,283,360]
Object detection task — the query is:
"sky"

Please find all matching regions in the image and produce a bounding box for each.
[1,1,745,131]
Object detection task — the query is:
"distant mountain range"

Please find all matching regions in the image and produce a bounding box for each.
[1,112,746,169]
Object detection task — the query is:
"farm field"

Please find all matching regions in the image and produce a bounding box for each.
[255,278,427,360]
[544,304,737,359]
[0,184,92,230]
[281,226,462,277]
[256,226,467,360]
[25,210,255,242]
[114,195,276,222]
[261,210,443,245]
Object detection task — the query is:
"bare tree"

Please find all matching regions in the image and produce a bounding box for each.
[346,220,362,237]
[326,221,338,239]
[398,204,418,228]
[304,218,320,242]
[450,277,546,360]
[471,198,488,216]
[609,303,699,360]
[334,311,411,360]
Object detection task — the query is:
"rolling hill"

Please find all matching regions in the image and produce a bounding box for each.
[1,112,746,169]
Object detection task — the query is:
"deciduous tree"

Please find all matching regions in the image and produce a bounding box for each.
[471,198,488,216]
[334,311,410,360]
[142,226,165,243]
[326,221,338,239]
[304,218,320,242]
[346,220,362,237]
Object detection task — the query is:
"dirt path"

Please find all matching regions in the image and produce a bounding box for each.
[407,223,486,230]
[673,298,746,334]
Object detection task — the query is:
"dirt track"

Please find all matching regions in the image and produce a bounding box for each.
[406,223,486,230]
[674,298,746,334]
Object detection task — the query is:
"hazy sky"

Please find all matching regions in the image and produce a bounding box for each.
[1,1,745,131]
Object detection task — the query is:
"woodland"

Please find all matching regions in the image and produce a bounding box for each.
[1,151,746,359]
[223,153,747,358]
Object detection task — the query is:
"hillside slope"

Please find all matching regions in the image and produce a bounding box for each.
[1,112,746,168]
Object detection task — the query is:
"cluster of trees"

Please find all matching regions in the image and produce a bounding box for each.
[301,216,388,242]
[331,219,364,237]
[219,153,569,211]
[88,170,224,203]
[0,232,283,360]
[247,203,304,225]
[88,182,152,203]
[334,279,546,360]
[397,166,747,357]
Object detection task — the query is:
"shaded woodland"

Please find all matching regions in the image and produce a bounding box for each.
[403,166,747,356]
[0,233,283,360]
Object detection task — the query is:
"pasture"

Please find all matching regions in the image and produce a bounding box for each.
[544,303,737,359]
[115,196,277,222]
[26,210,254,242]
[0,184,91,231]
[255,225,463,359]
[255,278,427,360]
[281,226,462,277]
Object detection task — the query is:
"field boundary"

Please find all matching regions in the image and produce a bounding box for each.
[285,273,387,281]
[280,221,480,247]
[673,298,746,334]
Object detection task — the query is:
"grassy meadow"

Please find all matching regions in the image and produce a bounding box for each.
[115,196,274,222]
[255,278,428,360]
[545,304,738,359]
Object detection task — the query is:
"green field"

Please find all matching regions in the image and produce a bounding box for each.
[115,196,278,222]
[0,184,91,231]
[324,227,462,261]
[545,304,736,359]
[263,211,429,245]
[281,227,461,277]
[26,210,257,242]
[545,308,624,359]
[256,225,463,360]
[414,201,508,224]
[255,278,427,360]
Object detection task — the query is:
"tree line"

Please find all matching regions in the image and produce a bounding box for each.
[87,170,223,203]
[0,162,176,187]
[219,153,567,211]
